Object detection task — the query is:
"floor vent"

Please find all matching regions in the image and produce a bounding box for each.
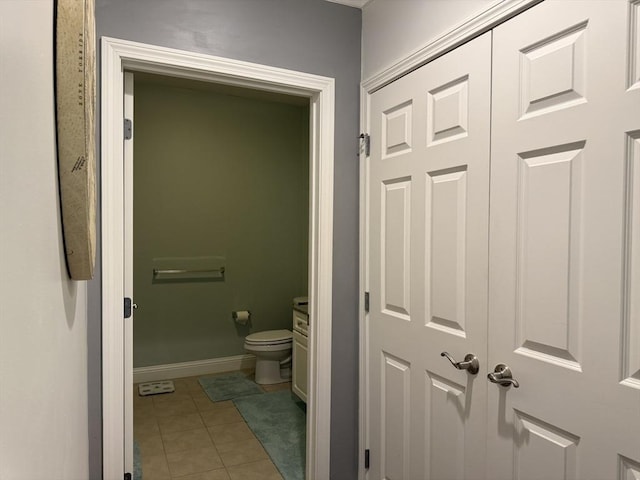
[138,380,175,396]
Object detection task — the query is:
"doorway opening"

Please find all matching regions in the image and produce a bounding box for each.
[101,37,335,479]
[130,70,311,478]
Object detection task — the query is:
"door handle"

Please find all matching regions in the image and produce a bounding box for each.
[440,352,480,375]
[487,364,519,388]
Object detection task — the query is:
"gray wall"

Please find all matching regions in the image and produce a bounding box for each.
[361,0,494,79]
[133,77,309,367]
[93,1,361,478]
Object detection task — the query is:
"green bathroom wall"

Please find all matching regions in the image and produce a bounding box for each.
[133,76,309,367]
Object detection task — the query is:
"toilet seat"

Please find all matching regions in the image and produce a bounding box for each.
[244,329,292,346]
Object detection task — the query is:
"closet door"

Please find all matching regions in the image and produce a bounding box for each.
[366,32,491,479]
[488,1,640,478]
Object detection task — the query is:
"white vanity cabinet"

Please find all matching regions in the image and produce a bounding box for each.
[292,308,308,403]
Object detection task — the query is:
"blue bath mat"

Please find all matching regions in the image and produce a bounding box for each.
[233,390,306,480]
[198,372,263,402]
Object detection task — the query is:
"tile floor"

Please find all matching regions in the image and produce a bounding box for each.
[134,372,292,480]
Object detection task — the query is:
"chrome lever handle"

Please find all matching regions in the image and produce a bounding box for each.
[440,352,480,375]
[487,364,520,388]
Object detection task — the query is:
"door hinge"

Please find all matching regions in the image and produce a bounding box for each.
[364,449,370,469]
[359,133,370,157]
[364,291,370,313]
[124,118,132,140]
[124,473,132,480]
[124,297,132,319]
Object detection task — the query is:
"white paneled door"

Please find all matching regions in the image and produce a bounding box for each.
[365,1,640,479]
[367,33,492,480]
[487,1,640,479]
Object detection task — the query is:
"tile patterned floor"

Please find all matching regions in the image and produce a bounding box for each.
[134,373,292,480]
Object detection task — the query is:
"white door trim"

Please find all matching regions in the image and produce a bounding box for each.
[358,1,542,478]
[101,37,334,480]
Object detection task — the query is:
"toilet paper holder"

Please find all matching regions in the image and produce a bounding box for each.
[232,310,251,325]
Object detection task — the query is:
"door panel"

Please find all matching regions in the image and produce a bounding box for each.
[625,131,640,386]
[381,352,411,479]
[382,101,413,158]
[512,411,579,480]
[381,178,412,319]
[428,167,468,335]
[624,0,640,393]
[427,76,469,146]
[619,455,640,480]
[367,32,492,479]
[488,1,640,479]
[515,143,584,369]
[425,372,466,479]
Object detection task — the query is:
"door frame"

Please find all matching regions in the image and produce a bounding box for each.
[101,37,335,480]
[358,0,542,477]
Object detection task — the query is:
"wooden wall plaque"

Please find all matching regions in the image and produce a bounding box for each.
[55,0,96,280]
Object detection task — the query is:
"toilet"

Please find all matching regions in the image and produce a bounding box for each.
[244,329,293,385]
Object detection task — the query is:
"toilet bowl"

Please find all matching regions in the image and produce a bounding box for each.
[244,329,293,385]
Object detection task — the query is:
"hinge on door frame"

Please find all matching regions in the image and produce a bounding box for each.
[124,118,132,140]
[364,291,370,313]
[364,449,370,469]
[124,473,132,480]
[124,297,132,319]
[359,133,370,157]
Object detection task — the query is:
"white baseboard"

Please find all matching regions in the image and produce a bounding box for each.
[133,354,256,384]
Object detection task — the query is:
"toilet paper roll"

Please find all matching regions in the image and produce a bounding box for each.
[233,310,251,325]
